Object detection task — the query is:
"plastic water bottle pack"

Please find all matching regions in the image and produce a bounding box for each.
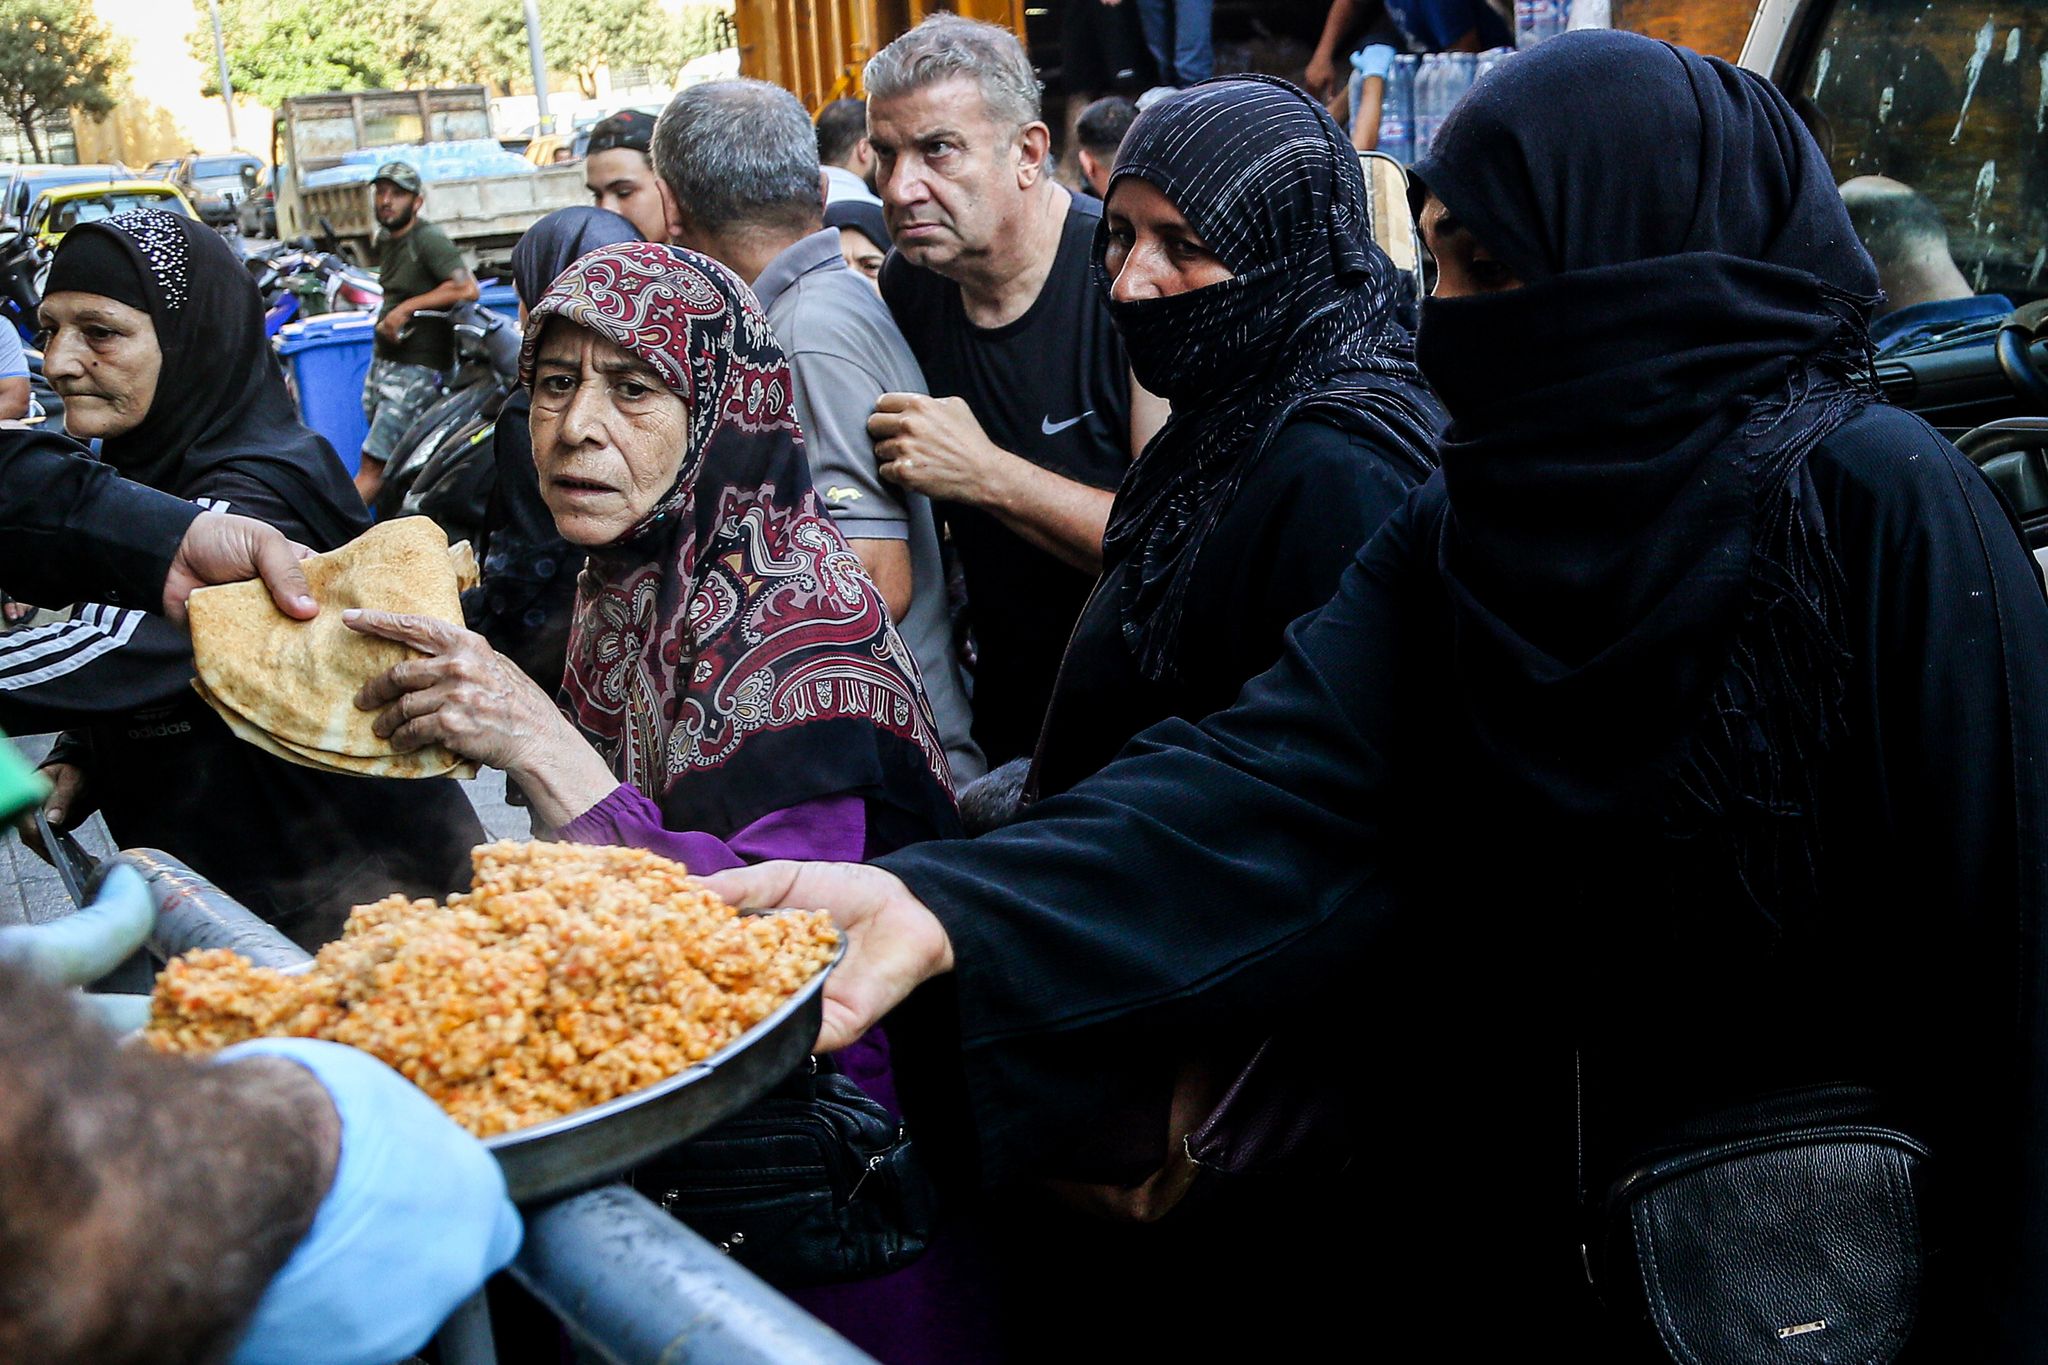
[1379,54,1418,165]
[1515,0,1569,48]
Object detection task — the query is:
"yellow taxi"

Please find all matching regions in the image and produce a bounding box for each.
[28,180,199,250]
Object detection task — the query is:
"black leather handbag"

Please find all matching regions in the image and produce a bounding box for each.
[1587,1084,1929,1365]
[630,1058,938,1289]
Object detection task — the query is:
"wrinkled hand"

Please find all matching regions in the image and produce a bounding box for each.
[374,304,410,345]
[163,512,317,626]
[704,861,955,1053]
[867,392,1012,506]
[16,761,92,863]
[345,609,572,774]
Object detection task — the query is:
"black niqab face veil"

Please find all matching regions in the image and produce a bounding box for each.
[1096,75,1444,683]
[45,210,367,550]
[1411,32,1880,911]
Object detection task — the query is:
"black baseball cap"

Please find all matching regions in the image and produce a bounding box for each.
[824,197,890,248]
[586,109,657,156]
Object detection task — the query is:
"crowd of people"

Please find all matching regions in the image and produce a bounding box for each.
[0,10,2044,1365]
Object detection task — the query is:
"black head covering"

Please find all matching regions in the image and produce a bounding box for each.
[1411,32,1879,906]
[510,206,641,310]
[823,196,891,249]
[44,209,366,549]
[1095,75,1444,683]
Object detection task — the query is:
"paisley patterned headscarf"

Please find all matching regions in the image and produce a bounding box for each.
[523,243,957,841]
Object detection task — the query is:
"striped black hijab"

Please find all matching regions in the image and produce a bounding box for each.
[1095,75,1443,683]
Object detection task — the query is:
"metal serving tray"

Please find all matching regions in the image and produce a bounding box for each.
[485,937,844,1205]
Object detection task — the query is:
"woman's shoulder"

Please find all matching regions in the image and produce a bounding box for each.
[1808,403,1978,505]
[1808,402,2033,577]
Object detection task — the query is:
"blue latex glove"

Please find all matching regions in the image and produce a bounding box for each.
[223,1038,522,1365]
[1350,42,1397,79]
[0,863,153,985]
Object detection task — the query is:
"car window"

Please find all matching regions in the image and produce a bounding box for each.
[52,191,189,231]
[1797,0,2047,302]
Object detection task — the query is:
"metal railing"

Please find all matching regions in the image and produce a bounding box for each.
[127,849,878,1365]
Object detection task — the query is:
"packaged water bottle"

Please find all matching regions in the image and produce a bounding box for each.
[1379,53,1417,163]
[1515,0,1544,48]
[1445,51,1478,114]
[1410,54,1441,164]
[1474,47,1512,82]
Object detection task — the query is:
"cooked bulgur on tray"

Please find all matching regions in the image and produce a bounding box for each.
[143,841,838,1137]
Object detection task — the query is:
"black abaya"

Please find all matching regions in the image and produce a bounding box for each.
[883,407,2048,1357]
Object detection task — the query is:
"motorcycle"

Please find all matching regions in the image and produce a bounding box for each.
[244,238,383,335]
[0,221,46,343]
[370,299,522,546]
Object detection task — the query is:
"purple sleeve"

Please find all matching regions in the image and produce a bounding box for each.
[555,783,868,871]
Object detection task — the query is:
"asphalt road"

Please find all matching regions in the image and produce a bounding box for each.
[0,732,530,929]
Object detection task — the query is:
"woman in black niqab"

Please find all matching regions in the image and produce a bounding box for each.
[709,30,2048,1360]
[1026,74,1443,800]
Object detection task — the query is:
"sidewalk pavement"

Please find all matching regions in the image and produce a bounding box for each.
[0,733,531,929]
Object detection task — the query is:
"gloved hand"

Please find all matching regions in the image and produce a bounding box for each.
[1350,43,1397,80]
[0,863,158,1032]
[0,862,153,985]
[222,1037,523,1365]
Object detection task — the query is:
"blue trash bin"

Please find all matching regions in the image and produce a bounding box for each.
[276,314,377,476]
[477,280,519,316]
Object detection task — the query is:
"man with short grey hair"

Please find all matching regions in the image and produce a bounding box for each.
[651,78,984,786]
[863,13,1169,767]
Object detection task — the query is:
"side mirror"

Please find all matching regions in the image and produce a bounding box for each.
[1357,150,1424,308]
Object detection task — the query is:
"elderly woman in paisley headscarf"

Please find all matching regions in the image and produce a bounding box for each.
[347,241,968,1360]
[347,240,958,863]
[0,209,483,947]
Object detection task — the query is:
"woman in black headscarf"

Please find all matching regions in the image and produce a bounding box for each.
[466,206,640,690]
[973,74,1442,1357]
[1,209,483,947]
[1030,74,1442,802]
[715,34,2048,1360]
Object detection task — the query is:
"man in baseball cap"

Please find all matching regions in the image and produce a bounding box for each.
[357,160,477,503]
[581,109,669,243]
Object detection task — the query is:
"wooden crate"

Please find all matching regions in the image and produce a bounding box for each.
[736,0,1028,113]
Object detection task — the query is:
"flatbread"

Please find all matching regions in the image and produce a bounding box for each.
[194,678,477,781]
[188,518,475,776]
[449,540,479,592]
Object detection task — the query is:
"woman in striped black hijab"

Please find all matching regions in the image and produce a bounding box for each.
[1024,73,1445,802]
[975,73,1446,1365]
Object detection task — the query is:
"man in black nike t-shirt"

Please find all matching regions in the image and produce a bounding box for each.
[865,14,1170,769]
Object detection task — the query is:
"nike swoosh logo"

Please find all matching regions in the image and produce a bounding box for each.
[1041,410,1094,436]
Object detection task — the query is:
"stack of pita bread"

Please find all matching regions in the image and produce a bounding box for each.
[188,517,482,780]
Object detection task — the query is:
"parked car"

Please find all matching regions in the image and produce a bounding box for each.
[173,151,264,228]
[27,180,198,250]
[0,163,134,223]
[237,163,281,238]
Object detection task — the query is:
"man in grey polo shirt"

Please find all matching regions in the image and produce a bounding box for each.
[651,78,984,786]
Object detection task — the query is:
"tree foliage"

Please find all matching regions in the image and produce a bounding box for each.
[194,0,734,105]
[0,0,128,159]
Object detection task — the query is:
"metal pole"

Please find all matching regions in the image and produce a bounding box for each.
[522,0,552,133]
[514,1187,879,1365]
[206,0,238,146]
